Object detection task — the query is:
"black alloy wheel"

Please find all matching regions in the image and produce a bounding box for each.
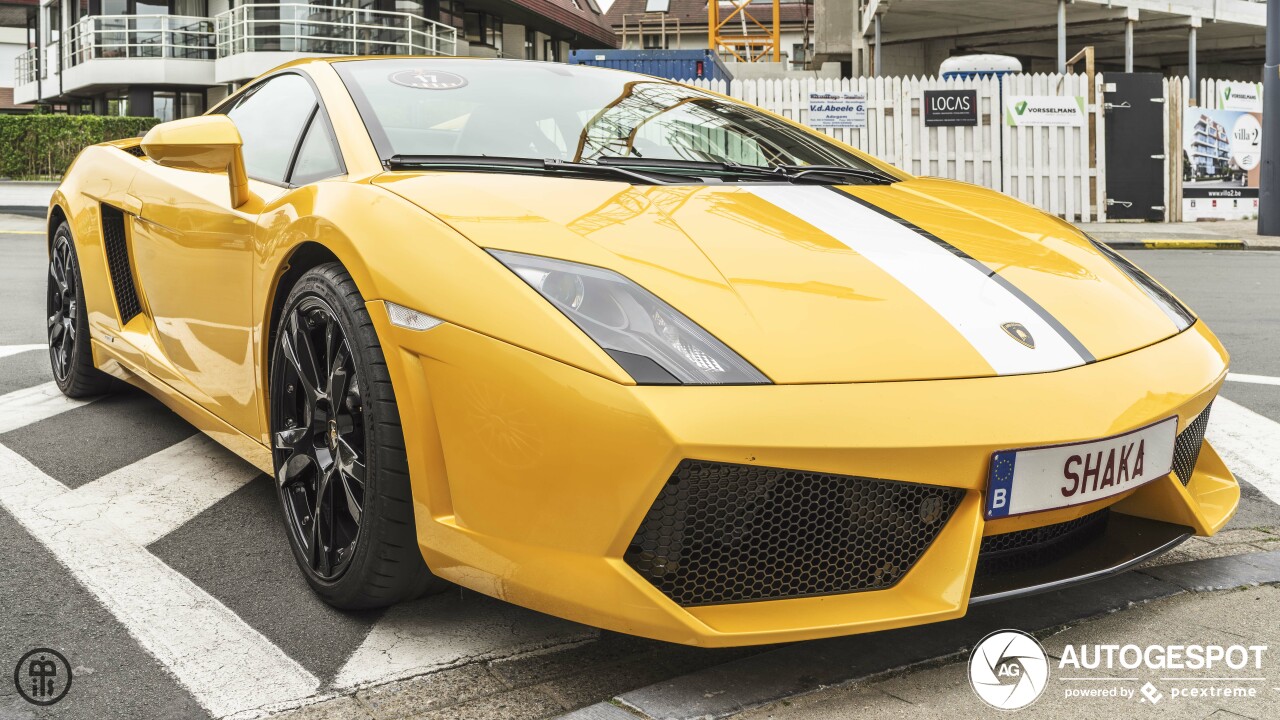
[273,295,367,580]
[47,223,112,398]
[47,234,78,383]
[269,263,443,608]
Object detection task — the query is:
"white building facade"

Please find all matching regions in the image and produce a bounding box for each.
[12,0,616,117]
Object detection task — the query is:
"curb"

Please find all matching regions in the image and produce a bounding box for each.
[560,550,1280,720]
[1103,238,1249,250]
[0,206,47,220]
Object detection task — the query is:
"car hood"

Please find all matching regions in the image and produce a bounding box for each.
[374,173,1188,384]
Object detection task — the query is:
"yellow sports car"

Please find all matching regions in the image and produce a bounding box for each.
[48,58,1237,646]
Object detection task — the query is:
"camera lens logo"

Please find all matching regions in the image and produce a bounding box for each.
[14,648,72,706]
[968,630,1049,711]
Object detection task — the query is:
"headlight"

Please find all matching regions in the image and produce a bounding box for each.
[490,250,770,385]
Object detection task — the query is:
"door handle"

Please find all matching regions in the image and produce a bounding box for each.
[1150,154,1166,160]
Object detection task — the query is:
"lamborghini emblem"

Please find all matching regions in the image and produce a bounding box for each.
[1001,322,1035,349]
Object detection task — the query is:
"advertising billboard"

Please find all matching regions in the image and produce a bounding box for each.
[1182,108,1263,221]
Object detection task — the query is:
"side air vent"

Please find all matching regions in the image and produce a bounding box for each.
[121,144,147,158]
[100,204,142,324]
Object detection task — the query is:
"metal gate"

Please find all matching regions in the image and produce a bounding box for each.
[1102,73,1166,221]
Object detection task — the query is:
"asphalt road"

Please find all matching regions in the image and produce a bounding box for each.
[0,212,1277,720]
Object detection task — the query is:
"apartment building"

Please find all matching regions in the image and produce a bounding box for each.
[1189,114,1231,178]
[11,0,616,118]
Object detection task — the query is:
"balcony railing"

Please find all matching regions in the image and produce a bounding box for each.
[62,14,215,69]
[215,4,457,58]
[15,46,38,86]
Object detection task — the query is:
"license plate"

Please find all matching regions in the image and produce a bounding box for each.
[985,417,1178,519]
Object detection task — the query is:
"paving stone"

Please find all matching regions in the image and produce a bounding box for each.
[1141,549,1280,591]
[356,663,508,719]
[1141,538,1264,566]
[556,703,640,720]
[536,655,680,710]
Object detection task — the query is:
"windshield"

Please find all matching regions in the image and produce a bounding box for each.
[333,59,890,175]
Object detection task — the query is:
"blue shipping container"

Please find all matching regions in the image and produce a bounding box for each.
[568,49,733,84]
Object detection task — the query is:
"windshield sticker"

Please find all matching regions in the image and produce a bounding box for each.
[389,70,468,90]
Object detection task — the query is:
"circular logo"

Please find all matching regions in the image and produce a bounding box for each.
[13,648,72,706]
[1229,114,1262,171]
[968,630,1048,711]
[388,69,468,90]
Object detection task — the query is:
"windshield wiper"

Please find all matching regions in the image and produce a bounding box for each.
[594,157,897,185]
[385,155,679,185]
[771,164,897,185]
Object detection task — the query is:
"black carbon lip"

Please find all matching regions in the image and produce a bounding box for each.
[824,185,1097,364]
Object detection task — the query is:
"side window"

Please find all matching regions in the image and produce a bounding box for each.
[226,74,317,184]
[289,112,344,185]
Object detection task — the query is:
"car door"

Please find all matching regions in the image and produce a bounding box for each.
[126,72,326,439]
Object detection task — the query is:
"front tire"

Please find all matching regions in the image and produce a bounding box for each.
[270,263,444,609]
[48,222,113,398]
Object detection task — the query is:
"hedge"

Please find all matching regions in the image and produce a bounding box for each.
[0,114,160,179]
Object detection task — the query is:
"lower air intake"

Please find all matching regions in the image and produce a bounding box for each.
[624,460,964,607]
[1173,402,1213,486]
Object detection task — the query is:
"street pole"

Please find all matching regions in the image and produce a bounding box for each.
[1260,0,1279,235]
[1057,0,1067,75]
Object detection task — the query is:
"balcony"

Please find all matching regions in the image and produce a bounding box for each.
[47,15,218,96]
[214,3,458,82]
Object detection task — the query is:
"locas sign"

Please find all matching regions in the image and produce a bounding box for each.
[924,90,978,127]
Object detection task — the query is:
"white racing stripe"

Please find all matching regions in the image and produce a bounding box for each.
[0,381,99,434]
[1206,397,1280,508]
[59,434,261,545]
[745,186,1087,375]
[0,442,319,717]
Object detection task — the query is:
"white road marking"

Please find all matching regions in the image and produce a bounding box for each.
[1226,373,1280,387]
[60,434,261,545]
[745,186,1087,375]
[0,442,319,717]
[334,592,595,689]
[0,343,47,359]
[1207,397,1280,508]
[0,381,98,434]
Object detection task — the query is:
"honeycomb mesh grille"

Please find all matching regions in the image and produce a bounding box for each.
[624,460,965,607]
[100,204,142,323]
[121,144,146,157]
[977,509,1109,575]
[1173,403,1212,486]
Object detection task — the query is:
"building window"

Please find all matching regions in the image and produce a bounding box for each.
[428,0,463,31]
[464,11,502,52]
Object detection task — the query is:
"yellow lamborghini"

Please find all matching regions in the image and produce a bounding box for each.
[48,58,1237,646]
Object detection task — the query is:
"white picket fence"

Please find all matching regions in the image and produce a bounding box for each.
[692,74,1101,222]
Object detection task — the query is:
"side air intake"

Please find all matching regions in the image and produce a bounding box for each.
[100,204,142,324]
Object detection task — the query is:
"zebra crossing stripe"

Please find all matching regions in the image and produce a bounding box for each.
[0,381,99,434]
[0,344,47,359]
[0,442,319,717]
[63,434,261,546]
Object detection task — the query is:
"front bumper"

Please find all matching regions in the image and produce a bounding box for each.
[371,305,1237,646]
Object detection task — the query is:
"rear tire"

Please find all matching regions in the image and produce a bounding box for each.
[48,222,113,398]
[270,262,447,609]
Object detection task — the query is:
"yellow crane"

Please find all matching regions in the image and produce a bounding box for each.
[708,0,781,63]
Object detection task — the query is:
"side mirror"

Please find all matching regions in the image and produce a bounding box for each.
[141,115,252,208]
